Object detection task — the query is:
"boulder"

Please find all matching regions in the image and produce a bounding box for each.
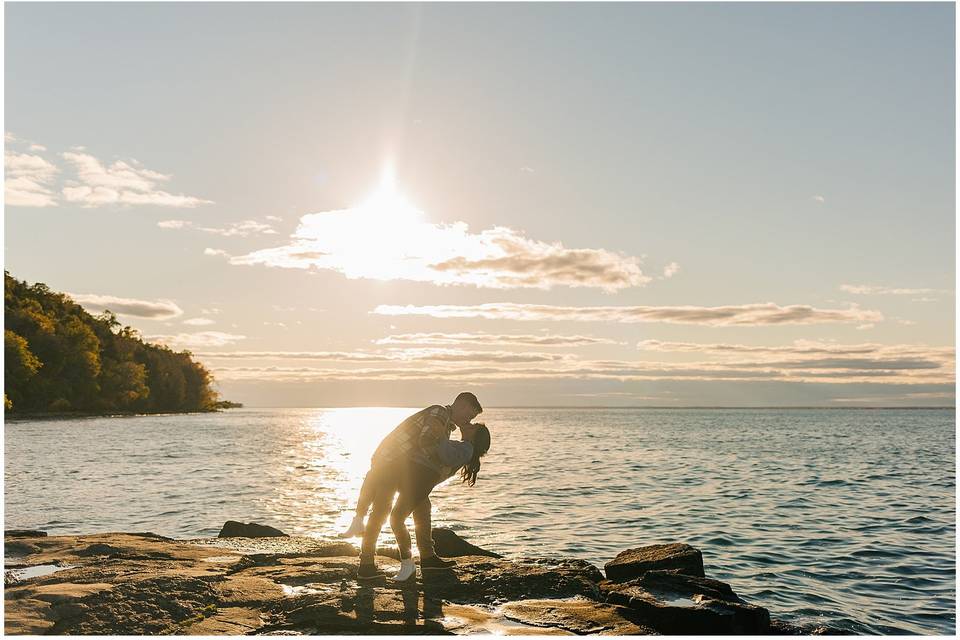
[501,597,658,634]
[604,543,704,581]
[431,528,502,558]
[422,556,604,604]
[7,530,48,538]
[218,522,288,539]
[601,569,770,634]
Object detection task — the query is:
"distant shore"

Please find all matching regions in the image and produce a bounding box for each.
[5,403,243,422]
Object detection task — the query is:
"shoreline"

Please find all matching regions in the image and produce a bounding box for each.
[2,525,829,635]
[4,407,242,422]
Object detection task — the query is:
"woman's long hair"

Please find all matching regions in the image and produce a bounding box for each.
[460,423,491,487]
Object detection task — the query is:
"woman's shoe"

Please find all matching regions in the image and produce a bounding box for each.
[420,555,457,570]
[339,515,365,538]
[393,558,417,582]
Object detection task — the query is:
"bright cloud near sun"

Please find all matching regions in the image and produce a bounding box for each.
[227,175,652,291]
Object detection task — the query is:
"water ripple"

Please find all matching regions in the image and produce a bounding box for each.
[4,407,955,635]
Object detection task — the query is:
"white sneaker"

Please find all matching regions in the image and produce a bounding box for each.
[338,515,365,538]
[393,558,416,582]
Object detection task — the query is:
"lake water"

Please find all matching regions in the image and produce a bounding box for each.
[4,407,955,634]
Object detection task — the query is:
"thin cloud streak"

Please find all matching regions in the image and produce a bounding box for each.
[840,284,951,296]
[67,293,183,319]
[374,302,884,326]
[146,331,247,349]
[637,339,954,360]
[196,348,574,364]
[209,360,952,385]
[375,332,619,347]
[157,219,278,236]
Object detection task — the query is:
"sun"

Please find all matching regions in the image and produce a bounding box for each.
[334,168,430,277]
[355,166,422,225]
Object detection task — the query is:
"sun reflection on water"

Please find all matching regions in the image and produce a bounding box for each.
[292,407,411,538]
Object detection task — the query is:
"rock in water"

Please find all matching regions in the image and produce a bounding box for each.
[6,530,48,538]
[218,521,288,538]
[601,568,770,634]
[431,528,502,558]
[605,542,704,581]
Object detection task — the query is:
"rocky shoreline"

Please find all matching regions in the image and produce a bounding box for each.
[5,524,825,635]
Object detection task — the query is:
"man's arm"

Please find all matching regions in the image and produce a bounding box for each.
[418,413,449,451]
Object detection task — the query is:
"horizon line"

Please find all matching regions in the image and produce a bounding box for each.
[237,405,956,410]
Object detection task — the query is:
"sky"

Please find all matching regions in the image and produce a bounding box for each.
[4,2,956,407]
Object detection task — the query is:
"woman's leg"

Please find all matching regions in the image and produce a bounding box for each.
[341,465,385,537]
[389,491,418,560]
[354,464,381,516]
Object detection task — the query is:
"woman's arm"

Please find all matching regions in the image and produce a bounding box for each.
[435,439,474,469]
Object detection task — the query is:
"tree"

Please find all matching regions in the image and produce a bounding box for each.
[5,330,41,409]
[4,271,227,414]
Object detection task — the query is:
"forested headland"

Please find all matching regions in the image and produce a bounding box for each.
[4,271,238,416]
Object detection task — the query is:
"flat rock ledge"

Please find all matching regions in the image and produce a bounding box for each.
[5,526,827,635]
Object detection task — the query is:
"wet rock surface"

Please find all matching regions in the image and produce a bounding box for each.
[217,522,289,539]
[432,528,502,558]
[604,543,705,581]
[6,530,48,539]
[4,532,818,635]
[600,569,770,634]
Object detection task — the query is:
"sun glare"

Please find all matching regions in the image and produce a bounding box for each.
[325,169,434,278]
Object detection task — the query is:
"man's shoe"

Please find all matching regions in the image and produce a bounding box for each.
[393,558,417,583]
[420,555,457,570]
[357,562,385,581]
[339,515,365,538]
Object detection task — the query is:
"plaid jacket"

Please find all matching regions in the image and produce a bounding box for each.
[371,405,455,467]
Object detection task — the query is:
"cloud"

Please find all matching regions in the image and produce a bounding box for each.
[183,317,216,326]
[195,348,573,364]
[207,357,953,384]
[5,151,59,207]
[636,339,954,369]
[374,302,884,326]
[161,219,278,236]
[145,331,246,349]
[833,391,955,403]
[662,262,680,278]
[812,195,825,203]
[157,219,192,229]
[198,338,953,387]
[204,248,230,258]
[376,332,619,347]
[229,190,654,291]
[520,166,535,173]
[265,215,283,222]
[840,284,950,296]
[67,293,183,319]
[199,220,277,236]
[60,151,212,208]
